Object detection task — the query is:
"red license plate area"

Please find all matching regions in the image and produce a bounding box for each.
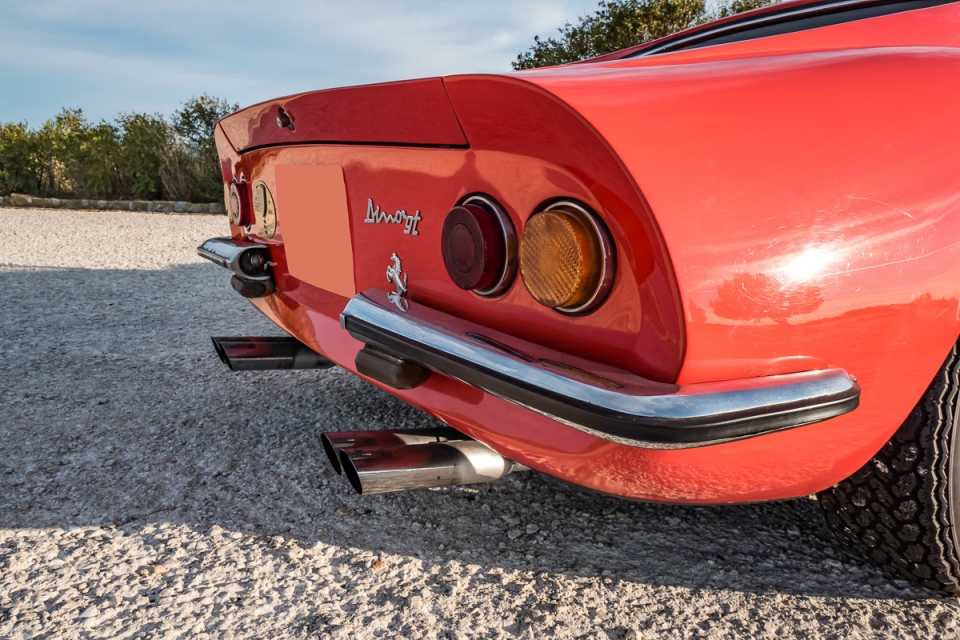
[275,164,356,299]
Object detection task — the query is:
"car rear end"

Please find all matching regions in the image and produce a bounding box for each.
[201,0,960,505]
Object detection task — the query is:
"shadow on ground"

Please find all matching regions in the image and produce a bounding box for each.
[0,264,939,604]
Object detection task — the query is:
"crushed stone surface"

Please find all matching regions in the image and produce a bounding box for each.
[0,207,958,639]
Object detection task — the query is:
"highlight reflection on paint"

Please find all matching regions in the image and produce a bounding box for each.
[779,247,835,283]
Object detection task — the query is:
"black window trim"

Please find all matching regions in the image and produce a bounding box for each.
[626,0,957,57]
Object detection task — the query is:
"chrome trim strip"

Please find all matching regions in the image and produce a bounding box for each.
[197,236,272,283]
[542,200,616,315]
[462,194,518,298]
[634,0,951,57]
[639,0,866,56]
[340,290,860,449]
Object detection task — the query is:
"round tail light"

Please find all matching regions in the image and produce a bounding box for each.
[227,180,251,227]
[519,201,615,314]
[441,195,517,296]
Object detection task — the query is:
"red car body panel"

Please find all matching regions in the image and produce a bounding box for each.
[212,1,960,503]
[217,77,467,151]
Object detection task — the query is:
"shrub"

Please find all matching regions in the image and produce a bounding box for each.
[0,96,237,202]
[0,122,45,196]
[172,95,237,202]
[119,112,170,200]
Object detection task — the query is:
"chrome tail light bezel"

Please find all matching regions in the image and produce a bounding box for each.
[458,194,518,298]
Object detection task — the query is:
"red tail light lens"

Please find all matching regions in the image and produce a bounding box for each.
[227,180,251,227]
[441,195,517,296]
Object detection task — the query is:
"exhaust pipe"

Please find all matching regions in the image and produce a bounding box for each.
[211,336,334,371]
[321,427,466,475]
[198,237,276,298]
[338,439,525,495]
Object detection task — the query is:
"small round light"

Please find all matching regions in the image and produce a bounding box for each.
[440,195,516,296]
[227,180,251,227]
[228,189,240,220]
[519,201,614,313]
[253,181,277,238]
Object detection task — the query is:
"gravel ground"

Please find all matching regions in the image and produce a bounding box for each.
[1,207,958,639]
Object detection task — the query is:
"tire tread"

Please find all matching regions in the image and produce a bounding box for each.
[818,345,960,596]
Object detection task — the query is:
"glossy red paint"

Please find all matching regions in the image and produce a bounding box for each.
[217,78,467,152]
[213,2,960,503]
[224,112,686,384]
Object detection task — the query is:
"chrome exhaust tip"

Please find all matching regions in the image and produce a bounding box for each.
[338,440,524,495]
[320,427,467,475]
[211,336,334,371]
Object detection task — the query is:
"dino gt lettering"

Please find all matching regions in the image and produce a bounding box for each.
[365,199,422,236]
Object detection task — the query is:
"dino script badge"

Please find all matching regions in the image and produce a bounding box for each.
[365,199,421,236]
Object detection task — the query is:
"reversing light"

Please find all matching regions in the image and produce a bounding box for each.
[518,201,615,314]
[441,195,517,296]
[253,181,278,239]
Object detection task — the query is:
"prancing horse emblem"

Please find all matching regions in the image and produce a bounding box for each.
[386,253,408,311]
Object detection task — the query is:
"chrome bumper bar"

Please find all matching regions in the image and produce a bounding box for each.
[197,237,272,283]
[197,237,276,298]
[340,290,860,449]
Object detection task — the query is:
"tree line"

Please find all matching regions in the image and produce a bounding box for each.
[1,1,773,203]
[0,96,236,203]
[513,0,774,69]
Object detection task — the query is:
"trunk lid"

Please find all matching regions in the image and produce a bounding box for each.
[218,78,468,152]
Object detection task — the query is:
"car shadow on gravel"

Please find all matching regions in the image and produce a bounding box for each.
[0,264,939,604]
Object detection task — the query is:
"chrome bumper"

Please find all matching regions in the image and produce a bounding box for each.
[340,290,860,449]
[197,236,276,298]
[197,237,272,283]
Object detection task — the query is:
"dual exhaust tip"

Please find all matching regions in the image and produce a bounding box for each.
[321,427,525,495]
[208,336,521,495]
[212,336,334,371]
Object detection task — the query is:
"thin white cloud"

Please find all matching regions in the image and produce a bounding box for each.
[0,0,597,123]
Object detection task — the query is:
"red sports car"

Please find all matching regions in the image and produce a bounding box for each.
[198,0,960,596]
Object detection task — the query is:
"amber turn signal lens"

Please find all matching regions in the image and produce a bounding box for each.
[519,202,614,313]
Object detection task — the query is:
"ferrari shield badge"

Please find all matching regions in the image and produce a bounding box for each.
[386,253,409,311]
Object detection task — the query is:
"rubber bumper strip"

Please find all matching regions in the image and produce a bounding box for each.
[340,290,860,449]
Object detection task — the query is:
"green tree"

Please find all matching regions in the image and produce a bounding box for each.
[80,121,124,198]
[0,95,237,203]
[49,109,91,195]
[172,95,237,203]
[49,109,128,198]
[0,122,45,195]
[119,112,170,199]
[172,95,236,150]
[513,0,775,69]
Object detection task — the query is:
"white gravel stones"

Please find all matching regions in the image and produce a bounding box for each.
[1,207,959,639]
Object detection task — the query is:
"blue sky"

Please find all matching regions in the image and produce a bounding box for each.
[0,0,594,126]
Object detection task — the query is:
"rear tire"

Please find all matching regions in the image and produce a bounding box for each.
[818,343,960,596]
